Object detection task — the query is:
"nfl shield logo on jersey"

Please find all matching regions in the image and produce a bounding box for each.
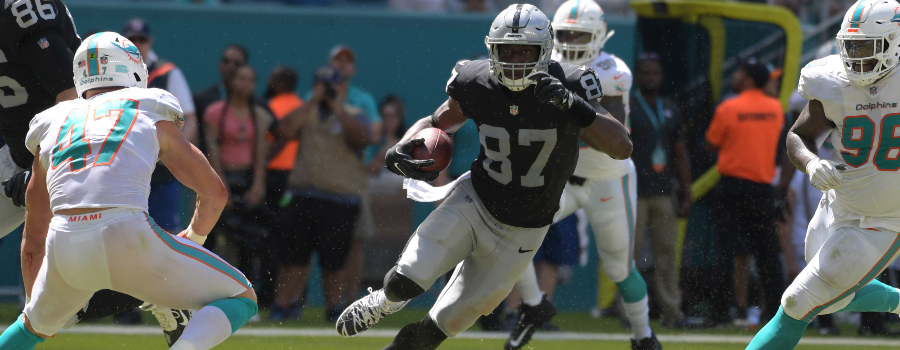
[37,38,49,49]
[510,105,519,116]
[871,86,878,95]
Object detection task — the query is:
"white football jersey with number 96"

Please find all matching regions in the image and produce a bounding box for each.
[800,54,900,230]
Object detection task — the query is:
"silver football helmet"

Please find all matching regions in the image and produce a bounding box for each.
[485,4,554,91]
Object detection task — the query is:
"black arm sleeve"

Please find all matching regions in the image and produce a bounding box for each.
[17,28,75,97]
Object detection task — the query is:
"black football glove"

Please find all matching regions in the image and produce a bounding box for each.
[3,170,30,207]
[530,71,575,111]
[385,138,440,181]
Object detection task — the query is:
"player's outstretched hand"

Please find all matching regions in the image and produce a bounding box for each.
[386,138,440,181]
[530,71,574,112]
[806,159,845,191]
[2,170,30,207]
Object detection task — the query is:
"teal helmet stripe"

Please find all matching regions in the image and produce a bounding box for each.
[568,0,582,21]
[851,3,866,29]
[87,34,100,77]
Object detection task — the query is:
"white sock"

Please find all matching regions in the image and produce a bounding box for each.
[623,296,652,340]
[516,262,543,307]
[173,305,232,350]
[169,339,198,350]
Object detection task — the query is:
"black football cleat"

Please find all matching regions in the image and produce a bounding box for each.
[631,332,663,350]
[141,304,192,346]
[504,295,557,350]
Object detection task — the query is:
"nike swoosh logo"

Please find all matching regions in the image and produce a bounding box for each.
[518,247,534,253]
[601,197,613,202]
[178,311,190,326]
[394,163,407,177]
[509,324,532,347]
[614,73,624,80]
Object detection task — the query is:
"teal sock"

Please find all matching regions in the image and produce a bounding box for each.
[208,297,258,334]
[0,315,45,350]
[836,280,900,313]
[746,307,806,350]
[615,266,648,303]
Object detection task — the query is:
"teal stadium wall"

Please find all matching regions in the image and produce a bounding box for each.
[0,2,636,311]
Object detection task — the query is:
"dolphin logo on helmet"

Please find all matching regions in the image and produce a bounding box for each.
[111,40,142,64]
[485,4,554,91]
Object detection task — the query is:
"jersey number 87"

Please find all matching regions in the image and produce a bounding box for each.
[479,125,557,187]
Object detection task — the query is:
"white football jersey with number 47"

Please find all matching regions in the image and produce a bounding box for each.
[25,87,184,213]
[799,54,900,231]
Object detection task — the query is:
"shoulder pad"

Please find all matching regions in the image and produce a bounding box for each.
[446,59,489,99]
[0,0,60,55]
[141,88,185,129]
[555,62,604,101]
[593,54,632,97]
[25,100,73,154]
[798,55,845,102]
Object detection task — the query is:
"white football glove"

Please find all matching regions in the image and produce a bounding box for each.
[806,159,845,191]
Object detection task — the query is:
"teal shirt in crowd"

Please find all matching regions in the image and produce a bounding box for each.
[304,84,381,123]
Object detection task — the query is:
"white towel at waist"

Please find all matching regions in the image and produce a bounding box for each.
[403,171,472,203]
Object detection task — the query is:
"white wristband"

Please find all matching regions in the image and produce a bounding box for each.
[185,225,207,245]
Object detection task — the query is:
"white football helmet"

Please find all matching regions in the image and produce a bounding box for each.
[836,0,900,86]
[73,32,148,97]
[552,0,613,66]
[486,4,554,91]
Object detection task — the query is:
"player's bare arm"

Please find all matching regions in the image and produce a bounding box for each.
[21,146,51,298]
[579,99,633,160]
[404,97,468,142]
[788,99,845,192]
[157,120,227,240]
[385,97,468,181]
[787,100,835,172]
[598,95,626,124]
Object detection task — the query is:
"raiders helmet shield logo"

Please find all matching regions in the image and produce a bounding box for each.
[510,105,519,115]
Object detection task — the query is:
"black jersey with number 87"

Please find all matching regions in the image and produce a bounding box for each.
[446,59,602,228]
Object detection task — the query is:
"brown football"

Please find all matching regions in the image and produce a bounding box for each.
[411,127,453,173]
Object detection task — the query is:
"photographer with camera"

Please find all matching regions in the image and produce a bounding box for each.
[272,66,374,322]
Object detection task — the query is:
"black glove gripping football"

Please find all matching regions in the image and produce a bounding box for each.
[529,71,597,128]
[385,138,440,181]
[531,71,574,111]
[3,170,31,208]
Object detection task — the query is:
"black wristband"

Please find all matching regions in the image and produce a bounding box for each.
[566,94,596,128]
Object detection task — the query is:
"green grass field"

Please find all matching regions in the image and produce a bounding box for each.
[0,304,897,349]
[33,334,884,350]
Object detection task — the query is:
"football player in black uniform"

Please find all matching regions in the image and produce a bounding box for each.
[1,3,188,347]
[0,0,80,235]
[335,4,631,349]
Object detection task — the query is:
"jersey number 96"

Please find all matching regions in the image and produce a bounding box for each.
[841,113,900,171]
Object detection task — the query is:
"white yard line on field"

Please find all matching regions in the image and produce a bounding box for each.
[7,325,895,347]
